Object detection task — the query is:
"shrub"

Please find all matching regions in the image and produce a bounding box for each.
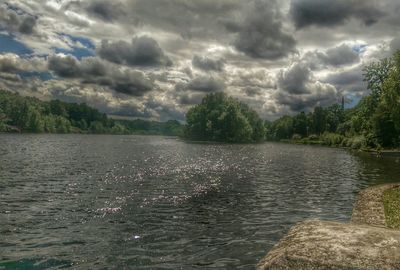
[292,134,302,140]
[344,136,367,149]
[321,132,344,146]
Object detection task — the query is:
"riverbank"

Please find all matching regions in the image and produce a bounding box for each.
[257,183,400,269]
[275,138,400,155]
[384,187,400,229]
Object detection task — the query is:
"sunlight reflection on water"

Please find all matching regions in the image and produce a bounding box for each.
[0,134,399,269]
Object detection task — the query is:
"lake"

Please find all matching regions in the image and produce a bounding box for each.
[1,134,399,269]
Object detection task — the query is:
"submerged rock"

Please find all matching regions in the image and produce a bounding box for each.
[257,220,400,270]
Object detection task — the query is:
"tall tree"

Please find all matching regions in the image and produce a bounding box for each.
[184,93,265,143]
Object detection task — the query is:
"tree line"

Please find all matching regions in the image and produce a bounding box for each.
[1,52,399,147]
[0,90,183,136]
[266,52,400,149]
[184,52,400,148]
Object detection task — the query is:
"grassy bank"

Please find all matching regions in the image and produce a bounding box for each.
[384,188,400,229]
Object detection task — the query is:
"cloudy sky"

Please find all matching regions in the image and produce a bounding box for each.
[1,0,400,121]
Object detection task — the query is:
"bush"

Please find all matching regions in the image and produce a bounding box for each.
[343,136,367,149]
[292,134,302,140]
[321,132,344,146]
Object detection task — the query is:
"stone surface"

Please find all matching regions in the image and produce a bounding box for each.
[257,220,400,270]
[351,183,400,227]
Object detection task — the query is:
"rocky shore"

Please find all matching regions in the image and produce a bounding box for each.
[257,183,400,270]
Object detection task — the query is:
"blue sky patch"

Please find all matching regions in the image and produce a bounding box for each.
[0,34,33,55]
[54,33,95,59]
[60,34,95,50]
[345,94,361,108]
[54,46,94,59]
[352,44,368,54]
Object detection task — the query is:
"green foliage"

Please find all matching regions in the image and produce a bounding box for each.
[384,188,400,229]
[267,51,400,149]
[0,108,6,132]
[184,92,265,143]
[115,119,183,136]
[321,132,345,147]
[363,57,393,102]
[0,89,183,136]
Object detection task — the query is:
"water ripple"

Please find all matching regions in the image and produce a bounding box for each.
[1,134,399,269]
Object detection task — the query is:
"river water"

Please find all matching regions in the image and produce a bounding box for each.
[1,134,399,269]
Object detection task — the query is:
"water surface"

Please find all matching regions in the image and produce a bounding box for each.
[1,134,399,269]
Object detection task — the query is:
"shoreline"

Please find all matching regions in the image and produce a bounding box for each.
[271,138,400,155]
[257,183,400,269]
[1,131,400,154]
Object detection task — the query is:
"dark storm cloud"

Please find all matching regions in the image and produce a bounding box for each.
[324,66,366,93]
[122,0,243,39]
[275,83,337,112]
[186,76,225,92]
[278,63,310,94]
[322,44,360,66]
[85,0,126,22]
[0,5,37,35]
[229,0,296,60]
[6,0,400,121]
[290,0,384,29]
[48,55,153,96]
[275,60,339,113]
[18,16,36,34]
[48,54,80,78]
[0,57,24,73]
[192,55,225,72]
[41,81,153,120]
[303,44,360,70]
[98,36,172,67]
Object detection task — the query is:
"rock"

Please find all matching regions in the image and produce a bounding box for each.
[257,220,400,270]
[351,183,400,227]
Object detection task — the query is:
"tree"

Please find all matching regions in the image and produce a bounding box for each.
[311,107,326,135]
[184,92,265,143]
[0,109,6,132]
[293,112,308,137]
[273,116,294,140]
[55,116,71,133]
[27,106,44,133]
[363,57,393,102]
[0,89,183,135]
[89,121,105,133]
[375,52,400,146]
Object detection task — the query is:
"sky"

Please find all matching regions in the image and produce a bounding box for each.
[0,0,400,122]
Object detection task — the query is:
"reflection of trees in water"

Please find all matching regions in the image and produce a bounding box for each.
[352,151,400,185]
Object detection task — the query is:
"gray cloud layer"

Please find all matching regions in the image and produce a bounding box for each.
[48,55,154,96]
[0,5,37,35]
[1,0,399,121]
[291,0,384,28]
[230,0,297,59]
[98,36,172,67]
[192,55,225,72]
